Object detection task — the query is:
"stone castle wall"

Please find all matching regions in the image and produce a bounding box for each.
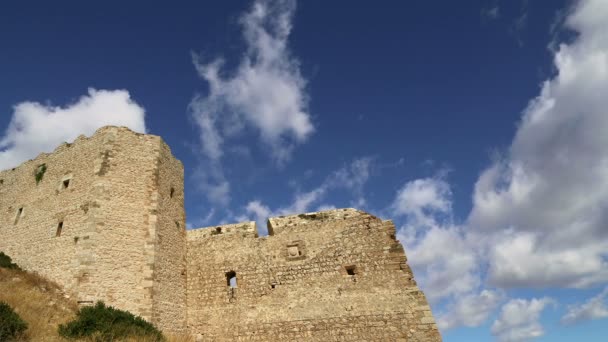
[0,126,186,332]
[187,209,441,341]
[0,126,440,340]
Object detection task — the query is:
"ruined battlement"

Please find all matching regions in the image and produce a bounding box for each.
[0,126,441,341]
[187,221,258,240]
[267,208,378,235]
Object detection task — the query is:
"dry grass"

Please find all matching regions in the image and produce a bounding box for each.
[0,267,76,341]
[0,267,194,342]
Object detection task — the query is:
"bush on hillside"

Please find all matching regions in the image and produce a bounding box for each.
[58,301,164,341]
[0,301,28,341]
[0,252,20,270]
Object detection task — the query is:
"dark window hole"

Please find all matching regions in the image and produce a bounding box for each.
[226,271,237,287]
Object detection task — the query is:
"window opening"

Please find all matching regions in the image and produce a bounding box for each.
[170,187,175,198]
[62,179,70,189]
[345,265,357,276]
[14,207,23,224]
[56,222,63,237]
[0,179,3,185]
[226,271,237,287]
[216,227,222,234]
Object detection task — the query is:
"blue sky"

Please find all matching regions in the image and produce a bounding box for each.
[1,0,607,341]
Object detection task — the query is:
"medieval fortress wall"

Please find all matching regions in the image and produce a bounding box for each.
[0,126,440,341]
[188,210,439,341]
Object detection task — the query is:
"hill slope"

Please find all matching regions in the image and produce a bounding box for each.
[0,266,77,341]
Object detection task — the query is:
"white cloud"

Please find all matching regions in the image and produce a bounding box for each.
[190,0,313,165]
[0,88,146,170]
[481,3,500,21]
[561,287,608,325]
[192,163,231,205]
[244,200,272,232]
[491,297,555,342]
[392,178,481,303]
[242,157,373,235]
[391,177,451,226]
[468,0,608,289]
[391,2,608,332]
[392,177,504,332]
[438,290,504,330]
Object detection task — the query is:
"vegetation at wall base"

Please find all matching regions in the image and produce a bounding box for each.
[0,301,28,341]
[58,301,165,341]
[0,252,20,270]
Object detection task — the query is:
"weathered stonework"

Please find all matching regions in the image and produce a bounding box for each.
[0,126,441,341]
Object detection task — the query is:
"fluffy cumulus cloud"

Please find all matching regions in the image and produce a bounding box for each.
[491,298,555,342]
[0,88,146,170]
[561,287,608,325]
[468,0,608,289]
[392,178,475,299]
[392,177,452,226]
[189,0,313,205]
[391,0,608,334]
[438,290,504,330]
[392,178,499,328]
[190,0,313,164]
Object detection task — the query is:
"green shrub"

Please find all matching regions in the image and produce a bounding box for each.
[0,252,20,270]
[35,163,47,184]
[58,301,164,341]
[0,301,28,341]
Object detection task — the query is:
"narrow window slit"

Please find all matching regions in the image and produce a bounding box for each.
[56,222,63,237]
[14,207,23,225]
[170,187,175,198]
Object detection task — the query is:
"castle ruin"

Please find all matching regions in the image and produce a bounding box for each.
[0,126,441,341]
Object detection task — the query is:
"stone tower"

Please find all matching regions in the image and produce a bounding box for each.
[0,126,187,332]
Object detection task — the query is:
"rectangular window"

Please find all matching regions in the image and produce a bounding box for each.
[62,179,70,189]
[226,271,237,288]
[345,265,357,276]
